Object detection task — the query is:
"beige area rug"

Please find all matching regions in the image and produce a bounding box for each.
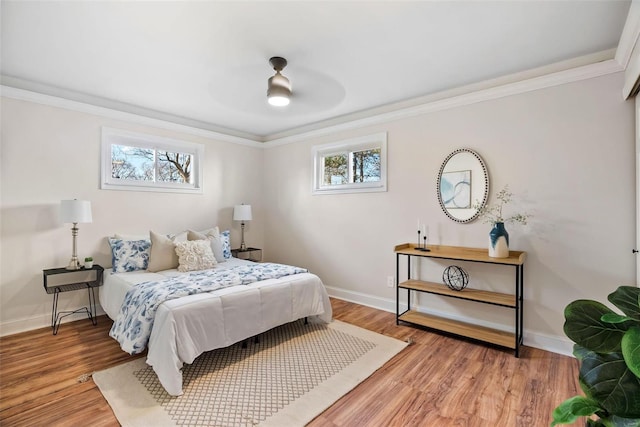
[93,320,407,427]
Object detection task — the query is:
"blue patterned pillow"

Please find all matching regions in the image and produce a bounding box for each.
[109,238,151,273]
[221,230,231,259]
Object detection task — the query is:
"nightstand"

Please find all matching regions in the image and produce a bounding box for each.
[231,247,262,262]
[43,265,104,335]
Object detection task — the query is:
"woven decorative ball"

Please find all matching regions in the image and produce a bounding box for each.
[442,265,469,291]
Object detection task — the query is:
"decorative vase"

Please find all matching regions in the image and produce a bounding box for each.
[489,222,509,258]
[84,260,93,269]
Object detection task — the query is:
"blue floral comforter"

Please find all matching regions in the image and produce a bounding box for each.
[110,263,307,354]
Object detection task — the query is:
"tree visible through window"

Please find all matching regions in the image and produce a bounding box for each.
[111,145,153,181]
[322,149,381,185]
[111,145,192,183]
[323,153,348,185]
[352,148,381,183]
[158,152,191,183]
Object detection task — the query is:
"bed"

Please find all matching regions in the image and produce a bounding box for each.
[99,257,332,396]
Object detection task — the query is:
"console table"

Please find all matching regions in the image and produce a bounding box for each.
[394,244,526,356]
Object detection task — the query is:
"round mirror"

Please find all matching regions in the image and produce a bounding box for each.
[437,148,489,223]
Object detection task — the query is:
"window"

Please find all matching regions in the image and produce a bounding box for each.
[312,133,387,194]
[101,128,203,193]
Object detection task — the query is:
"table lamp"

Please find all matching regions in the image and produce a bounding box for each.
[60,199,92,270]
[233,204,252,250]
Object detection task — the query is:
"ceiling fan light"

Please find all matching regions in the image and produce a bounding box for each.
[268,95,290,107]
[267,73,291,107]
[267,57,292,107]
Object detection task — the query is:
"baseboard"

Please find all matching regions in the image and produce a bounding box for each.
[325,286,399,313]
[2,288,576,356]
[523,331,574,357]
[0,307,107,337]
[325,286,575,357]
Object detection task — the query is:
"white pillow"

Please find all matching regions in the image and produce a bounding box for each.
[169,230,188,243]
[187,227,225,262]
[175,240,216,272]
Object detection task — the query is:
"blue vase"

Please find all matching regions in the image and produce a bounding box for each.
[489,222,509,258]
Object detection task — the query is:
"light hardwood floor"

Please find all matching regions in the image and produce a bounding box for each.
[0,298,581,426]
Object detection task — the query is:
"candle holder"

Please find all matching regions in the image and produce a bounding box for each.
[423,235,430,252]
[416,230,429,252]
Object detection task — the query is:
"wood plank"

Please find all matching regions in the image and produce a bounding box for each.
[394,243,526,265]
[0,298,582,427]
[398,310,516,349]
[399,279,517,307]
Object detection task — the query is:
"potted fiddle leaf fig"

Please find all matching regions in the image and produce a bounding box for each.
[551,286,640,427]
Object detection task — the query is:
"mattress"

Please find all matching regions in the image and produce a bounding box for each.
[99,258,333,395]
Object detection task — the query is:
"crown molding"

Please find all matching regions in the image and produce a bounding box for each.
[0,84,263,147]
[615,0,640,70]
[617,0,640,98]
[1,52,623,149]
[264,56,623,148]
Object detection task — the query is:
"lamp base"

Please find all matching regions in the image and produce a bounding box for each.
[66,257,81,270]
[240,222,247,251]
[66,224,81,270]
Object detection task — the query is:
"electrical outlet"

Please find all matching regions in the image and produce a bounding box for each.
[387,276,395,288]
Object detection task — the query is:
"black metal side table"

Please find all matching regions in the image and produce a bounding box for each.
[231,247,262,262]
[43,265,104,335]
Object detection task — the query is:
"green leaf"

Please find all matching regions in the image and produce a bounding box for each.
[592,416,640,427]
[565,300,631,353]
[578,348,640,417]
[603,314,636,324]
[551,395,600,426]
[608,416,640,427]
[622,327,640,379]
[609,287,640,321]
[574,344,590,361]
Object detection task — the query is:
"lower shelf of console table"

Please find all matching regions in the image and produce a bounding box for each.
[398,310,516,349]
[394,243,526,357]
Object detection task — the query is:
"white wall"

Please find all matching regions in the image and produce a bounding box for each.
[262,72,635,355]
[1,71,635,354]
[0,97,264,335]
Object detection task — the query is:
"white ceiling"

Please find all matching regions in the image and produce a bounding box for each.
[0,1,632,141]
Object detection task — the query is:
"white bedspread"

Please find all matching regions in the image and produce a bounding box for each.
[98,258,332,395]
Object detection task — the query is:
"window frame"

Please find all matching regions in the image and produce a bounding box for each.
[101,127,204,194]
[312,132,387,195]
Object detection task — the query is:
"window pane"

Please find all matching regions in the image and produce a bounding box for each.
[157,151,193,183]
[351,148,381,183]
[111,144,154,181]
[323,154,348,185]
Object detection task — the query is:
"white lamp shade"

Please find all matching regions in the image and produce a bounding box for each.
[233,204,252,221]
[60,200,92,224]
